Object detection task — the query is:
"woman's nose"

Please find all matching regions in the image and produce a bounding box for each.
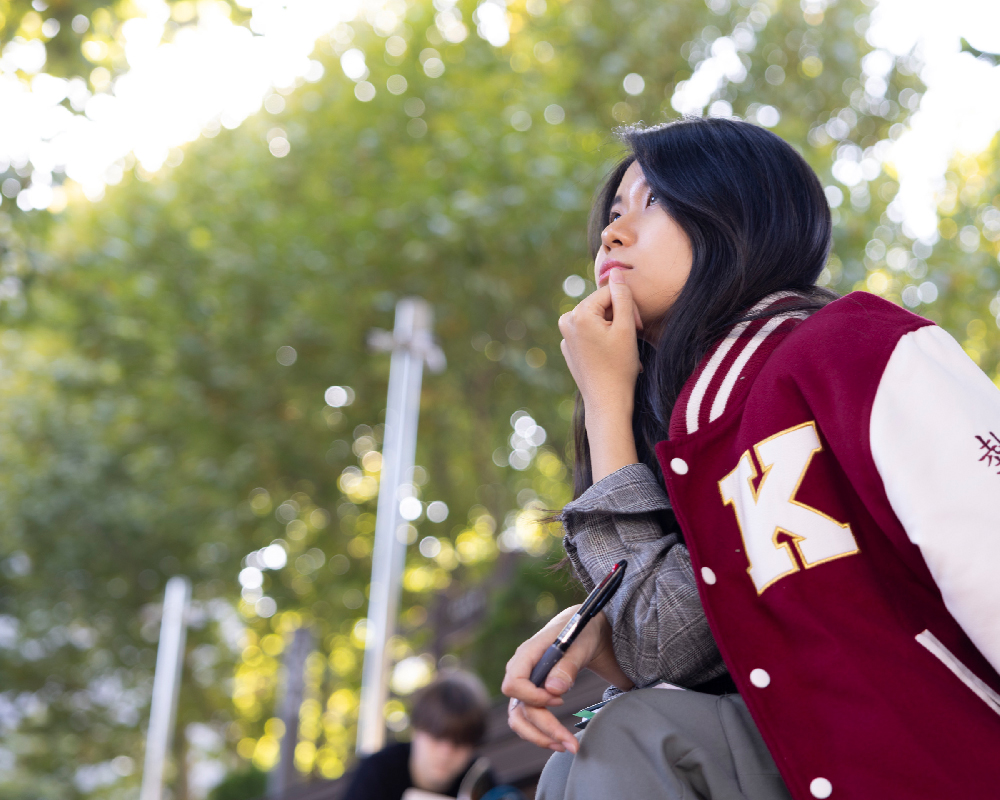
[601,225,618,249]
[601,218,630,249]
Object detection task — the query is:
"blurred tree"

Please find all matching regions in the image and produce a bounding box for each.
[206,765,266,800]
[961,37,1000,67]
[0,0,997,798]
[901,137,1000,381]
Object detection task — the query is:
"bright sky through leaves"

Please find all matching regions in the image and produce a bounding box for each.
[0,0,998,227]
[0,0,360,206]
[870,0,1000,239]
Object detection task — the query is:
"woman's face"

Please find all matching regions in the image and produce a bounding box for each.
[594,161,693,338]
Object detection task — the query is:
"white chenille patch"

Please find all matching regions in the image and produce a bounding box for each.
[719,422,858,594]
[810,777,832,798]
[670,457,689,475]
[701,567,717,585]
[749,668,770,688]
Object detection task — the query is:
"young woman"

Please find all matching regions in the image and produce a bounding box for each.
[501,118,1000,800]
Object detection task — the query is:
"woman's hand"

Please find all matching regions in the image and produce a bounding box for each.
[502,606,633,754]
[559,269,643,481]
[558,269,643,416]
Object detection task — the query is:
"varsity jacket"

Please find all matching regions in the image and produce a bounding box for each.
[648,291,1000,799]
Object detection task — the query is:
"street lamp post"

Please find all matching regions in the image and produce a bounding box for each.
[356,297,444,755]
[140,576,191,800]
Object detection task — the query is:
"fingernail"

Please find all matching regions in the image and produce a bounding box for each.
[546,677,569,694]
[610,268,624,284]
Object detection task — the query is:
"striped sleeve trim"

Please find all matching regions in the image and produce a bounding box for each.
[675,292,807,436]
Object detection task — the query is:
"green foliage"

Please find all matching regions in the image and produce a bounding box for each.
[207,766,267,800]
[961,37,1000,66]
[1,0,998,798]
[905,142,1000,381]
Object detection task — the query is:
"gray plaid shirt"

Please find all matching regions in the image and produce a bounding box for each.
[562,463,728,690]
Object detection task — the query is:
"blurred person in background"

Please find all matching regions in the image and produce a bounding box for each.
[502,117,1000,799]
[343,670,496,800]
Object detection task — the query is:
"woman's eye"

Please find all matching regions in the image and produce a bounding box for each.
[647,192,657,206]
[608,211,621,223]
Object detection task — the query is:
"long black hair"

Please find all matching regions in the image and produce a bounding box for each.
[572,117,837,498]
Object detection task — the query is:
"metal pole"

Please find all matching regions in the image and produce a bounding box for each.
[356,298,444,755]
[269,627,313,798]
[140,576,191,800]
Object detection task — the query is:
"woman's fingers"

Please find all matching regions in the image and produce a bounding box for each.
[501,606,581,707]
[542,631,596,696]
[502,670,564,709]
[606,269,643,333]
[502,637,562,707]
[580,285,613,320]
[608,269,642,333]
[503,606,602,753]
[559,281,640,342]
[508,699,579,753]
[558,287,611,332]
[508,702,557,751]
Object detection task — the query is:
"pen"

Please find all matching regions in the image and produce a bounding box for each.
[529,560,628,688]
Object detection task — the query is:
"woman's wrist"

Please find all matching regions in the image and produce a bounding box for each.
[587,612,634,691]
[581,387,634,419]
[585,410,639,482]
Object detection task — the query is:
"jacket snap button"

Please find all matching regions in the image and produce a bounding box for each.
[701,567,716,585]
[670,457,688,475]
[809,778,832,798]
[749,668,770,688]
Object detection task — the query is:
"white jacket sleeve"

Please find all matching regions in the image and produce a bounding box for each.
[870,324,1000,673]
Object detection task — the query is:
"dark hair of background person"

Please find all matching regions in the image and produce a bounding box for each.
[572,117,838,500]
[410,671,490,746]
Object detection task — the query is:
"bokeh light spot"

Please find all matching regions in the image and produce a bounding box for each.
[399,497,422,521]
[623,73,645,95]
[426,501,449,523]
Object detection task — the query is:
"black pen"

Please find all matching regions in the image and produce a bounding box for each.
[529,560,628,687]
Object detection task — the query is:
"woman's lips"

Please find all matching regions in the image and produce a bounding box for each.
[597,260,633,285]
